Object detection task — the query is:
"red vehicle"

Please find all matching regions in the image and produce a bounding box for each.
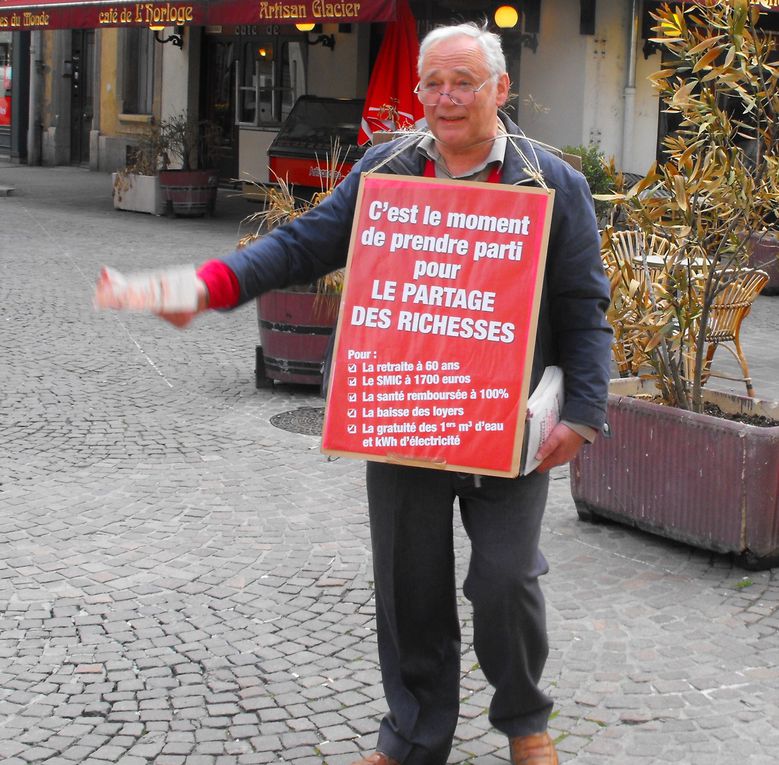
[268,96,368,194]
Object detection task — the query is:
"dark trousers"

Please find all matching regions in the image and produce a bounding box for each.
[366,462,553,765]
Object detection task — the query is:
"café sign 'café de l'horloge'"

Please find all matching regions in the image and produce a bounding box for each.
[2,0,779,212]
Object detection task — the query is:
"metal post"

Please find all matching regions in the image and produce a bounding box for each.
[621,0,640,169]
[10,31,29,162]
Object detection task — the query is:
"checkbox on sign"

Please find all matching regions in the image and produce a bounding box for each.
[348,377,357,387]
[347,424,357,434]
[347,409,357,418]
[348,363,357,373]
[348,393,357,402]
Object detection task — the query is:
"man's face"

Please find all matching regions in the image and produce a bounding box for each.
[418,35,509,156]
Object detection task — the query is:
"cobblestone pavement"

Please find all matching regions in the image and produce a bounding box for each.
[1,164,778,765]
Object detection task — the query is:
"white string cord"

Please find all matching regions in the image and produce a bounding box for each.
[362,124,556,191]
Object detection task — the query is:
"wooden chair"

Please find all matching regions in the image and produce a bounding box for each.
[601,229,674,376]
[700,269,768,396]
[605,229,674,287]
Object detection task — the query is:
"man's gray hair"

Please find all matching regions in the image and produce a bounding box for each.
[417,22,507,80]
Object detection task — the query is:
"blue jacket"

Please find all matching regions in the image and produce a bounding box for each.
[223,113,612,431]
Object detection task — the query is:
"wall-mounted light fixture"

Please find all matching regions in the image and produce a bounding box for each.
[494,4,519,29]
[306,33,335,49]
[150,24,184,48]
[580,0,596,35]
[493,3,538,53]
[294,22,336,50]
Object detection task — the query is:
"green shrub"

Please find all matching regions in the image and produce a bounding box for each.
[562,144,613,220]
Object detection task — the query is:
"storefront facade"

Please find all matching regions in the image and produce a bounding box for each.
[0,0,391,174]
[2,0,776,179]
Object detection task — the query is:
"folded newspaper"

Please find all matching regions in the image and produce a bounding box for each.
[93,265,199,313]
[520,365,564,475]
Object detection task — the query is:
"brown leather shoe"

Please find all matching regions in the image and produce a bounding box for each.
[350,753,401,765]
[509,732,558,765]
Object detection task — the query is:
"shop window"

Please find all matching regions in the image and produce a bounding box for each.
[235,40,304,126]
[123,28,156,115]
[0,36,11,128]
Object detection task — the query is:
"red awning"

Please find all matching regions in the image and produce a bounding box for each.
[0,0,396,31]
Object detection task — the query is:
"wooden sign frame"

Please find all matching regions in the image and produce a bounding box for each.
[321,172,555,477]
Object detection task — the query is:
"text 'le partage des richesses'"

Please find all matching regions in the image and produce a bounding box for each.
[352,200,533,345]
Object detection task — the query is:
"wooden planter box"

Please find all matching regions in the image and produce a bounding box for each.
[159,169,219,217]
[749,232,779,295]
[570,378,779,569]
[111,172,162,215]
[255,289,339,388]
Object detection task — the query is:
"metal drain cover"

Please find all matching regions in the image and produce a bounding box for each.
[270,407,325,436]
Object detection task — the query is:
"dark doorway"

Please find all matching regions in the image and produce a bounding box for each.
[69,29,94,166]
[203,34,238,182]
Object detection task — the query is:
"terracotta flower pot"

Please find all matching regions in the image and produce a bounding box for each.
[159,169,218,217]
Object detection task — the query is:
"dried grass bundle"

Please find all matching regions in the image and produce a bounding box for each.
[238,140,347,301]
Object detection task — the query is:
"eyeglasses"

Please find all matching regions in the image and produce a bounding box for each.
[413,79,490,107]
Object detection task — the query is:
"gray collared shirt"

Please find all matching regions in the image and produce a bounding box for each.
[416,132,507,181]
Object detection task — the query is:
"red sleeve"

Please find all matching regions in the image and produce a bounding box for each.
[197,260,241,309]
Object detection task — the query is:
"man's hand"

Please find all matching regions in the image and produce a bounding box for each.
[154,309,200,328]
[94,266,208,329]
[533,422,586,473]
[155,280,209,328]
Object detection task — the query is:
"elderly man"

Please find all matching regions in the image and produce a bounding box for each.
[104,21,611,765]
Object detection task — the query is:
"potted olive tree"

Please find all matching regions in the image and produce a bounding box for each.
[112,125,167,215]
[158,112,222,217]
[571,0,779,569]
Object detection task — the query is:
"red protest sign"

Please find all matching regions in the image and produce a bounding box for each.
[321,173,554,477]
